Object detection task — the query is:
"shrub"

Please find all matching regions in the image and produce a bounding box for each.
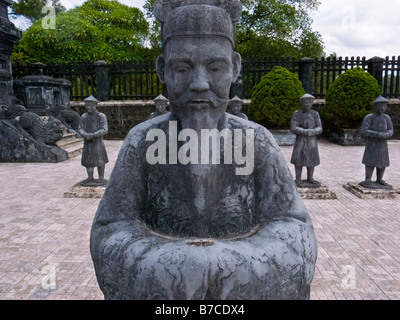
[321,67,382,129]
[247,66,305,128]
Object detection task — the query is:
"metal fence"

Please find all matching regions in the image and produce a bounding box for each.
[12,55,400,101]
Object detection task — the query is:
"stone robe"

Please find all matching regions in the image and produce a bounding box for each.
[90,113,317,300]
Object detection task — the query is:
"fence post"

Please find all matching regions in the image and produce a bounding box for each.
[299,57,315,94]
[367,56,385,88]
[94,60,110,101]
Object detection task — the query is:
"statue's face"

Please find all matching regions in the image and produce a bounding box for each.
[301,99,313,111]
[85,102,97,113]
[375,102,387,114]
[157,36,241,123]
[230,101,242,113]
[155,101,167,112]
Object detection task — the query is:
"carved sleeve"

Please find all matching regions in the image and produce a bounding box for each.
[77,114,87,136]
[91,113,109,138]
[362,114,393,139]
[309,111,323,136]
[290,111,307,135]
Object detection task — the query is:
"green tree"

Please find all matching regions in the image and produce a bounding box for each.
[321,67,382,129]
[10,0,66,22]
[247,66,305,128]
[143,0,324,59]
[12,0,149,63]
[237,0,324,59]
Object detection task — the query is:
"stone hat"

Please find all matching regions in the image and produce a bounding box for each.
[84,95,98,103]
[300,93,316,101]
[154,94,168,102]
[373,96,388,104]
[154,0,242,47]
[230,96,243,103]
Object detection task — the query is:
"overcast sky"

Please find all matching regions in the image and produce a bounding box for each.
[12,0,400,59]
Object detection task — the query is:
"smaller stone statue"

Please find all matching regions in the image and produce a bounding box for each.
[290,93,323,188]
[78,96,109,186]
[229,95,248,120]
[149,94,169,119]
[360,96,394,189]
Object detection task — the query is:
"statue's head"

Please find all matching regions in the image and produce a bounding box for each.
[373,96,388,114]
[154,94,168,112]
[154,0,242,125]
[300,93,315,111]
[229,95,243,114]
[84,95,99,113]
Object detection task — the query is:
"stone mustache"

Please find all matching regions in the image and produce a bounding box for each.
[90,0,317,300]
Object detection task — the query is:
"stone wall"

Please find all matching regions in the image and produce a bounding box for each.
[71,98,400,140]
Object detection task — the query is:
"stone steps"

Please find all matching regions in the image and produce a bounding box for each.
[56,132,84,158]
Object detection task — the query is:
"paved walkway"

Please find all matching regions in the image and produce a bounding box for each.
[1,138,400,300]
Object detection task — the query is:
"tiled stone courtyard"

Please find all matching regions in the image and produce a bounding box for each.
[1,139,400,300]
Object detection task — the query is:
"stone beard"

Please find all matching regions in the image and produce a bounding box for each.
[90,0,317,300]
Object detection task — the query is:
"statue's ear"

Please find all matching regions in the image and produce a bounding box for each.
[232,51,242,83]
[156,54,166,84]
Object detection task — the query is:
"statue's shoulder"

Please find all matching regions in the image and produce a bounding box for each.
[98,111,107,119]
[364,113,374,120]
[225,113,277,150]
[125,112,172,148]
[383,113,392,122]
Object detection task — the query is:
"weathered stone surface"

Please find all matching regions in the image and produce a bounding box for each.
[0,119,68,162]
[13,63,71,116]
[63,182,106,199]
[343,182,400,199]
[90,0,317,301]
[297,183,337,200]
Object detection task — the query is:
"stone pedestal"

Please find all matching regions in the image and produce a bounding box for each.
[297,183,337,200]
[343,182,400,199]
[63,181,107,198]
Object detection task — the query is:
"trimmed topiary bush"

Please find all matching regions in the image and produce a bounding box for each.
[248,66,306,128]
[321,67,382,129]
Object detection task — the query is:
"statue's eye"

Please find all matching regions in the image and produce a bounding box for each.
[172,63,191,74]
[208,61,228,73]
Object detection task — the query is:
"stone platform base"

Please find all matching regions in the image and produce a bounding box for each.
[343,182,400,199]
[63,180,107,198]
[297,183,337,200]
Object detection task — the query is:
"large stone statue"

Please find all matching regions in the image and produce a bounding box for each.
[78,96,109,186]
[290,94,323,187]
[90,0,317,300]
[360,96,394,189]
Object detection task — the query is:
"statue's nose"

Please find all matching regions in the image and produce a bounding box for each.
[189,67,210,92]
